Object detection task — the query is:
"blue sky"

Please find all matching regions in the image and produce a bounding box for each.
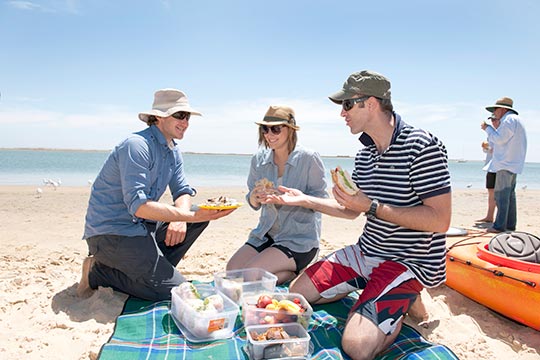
[1,0,539,162]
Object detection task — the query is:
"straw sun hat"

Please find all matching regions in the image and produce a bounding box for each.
[138,89,202,123]
[485,96,518,115]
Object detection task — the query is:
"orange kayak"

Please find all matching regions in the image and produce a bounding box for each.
[445,230,540,330]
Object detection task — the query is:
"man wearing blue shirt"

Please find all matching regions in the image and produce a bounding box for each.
[482,97,527,233]
[78,89,236,301]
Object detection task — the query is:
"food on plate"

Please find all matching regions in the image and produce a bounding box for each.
[199,195,242,209]
[330,166,359,195]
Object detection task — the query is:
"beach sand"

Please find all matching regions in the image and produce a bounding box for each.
[1,185,539,359]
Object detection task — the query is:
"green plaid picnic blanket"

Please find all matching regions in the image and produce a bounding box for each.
[98,289,458,360]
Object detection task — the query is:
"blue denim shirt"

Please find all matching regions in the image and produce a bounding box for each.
[246,145,328,253]
[83,125,196,239]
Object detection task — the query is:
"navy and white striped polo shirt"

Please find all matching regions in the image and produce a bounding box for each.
[352,114,451,287]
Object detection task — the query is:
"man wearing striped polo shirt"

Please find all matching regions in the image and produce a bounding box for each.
[266,70,451,360]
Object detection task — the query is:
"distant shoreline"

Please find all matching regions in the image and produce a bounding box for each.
[0,147,354,159]
[2,147,538,164]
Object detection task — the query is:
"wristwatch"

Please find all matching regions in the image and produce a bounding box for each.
[366,199,379,219]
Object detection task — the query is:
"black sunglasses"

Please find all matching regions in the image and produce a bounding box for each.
[261,125,284,135]
[171,111,191,121]
[342,96,371,111]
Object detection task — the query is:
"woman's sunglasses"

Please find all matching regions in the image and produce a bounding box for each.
[171,111,191,121]
[261,125,284,135]
[342,96,371,111]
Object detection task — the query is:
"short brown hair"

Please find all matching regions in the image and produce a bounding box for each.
[146,115,158,126]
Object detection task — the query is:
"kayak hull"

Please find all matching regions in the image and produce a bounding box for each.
[446,232,540,330]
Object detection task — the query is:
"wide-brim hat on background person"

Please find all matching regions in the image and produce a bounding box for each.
[485,96,518,115]
[138,89,202,123]
[255,105,300,130]
[329,70,392,104]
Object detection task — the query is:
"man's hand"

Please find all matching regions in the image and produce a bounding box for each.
[165,221,187,246]
[480,121,488,130]
[332,185,370,213]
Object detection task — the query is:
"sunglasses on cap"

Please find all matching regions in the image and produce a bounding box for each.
[261,125,284,135]
[342,96,371,111]
[171,111,191,121]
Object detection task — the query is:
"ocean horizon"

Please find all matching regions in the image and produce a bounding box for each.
[1,148,539,190]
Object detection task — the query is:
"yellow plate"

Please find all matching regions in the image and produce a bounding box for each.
[198,203,244,210]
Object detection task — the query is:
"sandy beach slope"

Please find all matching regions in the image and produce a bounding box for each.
[1,185,539,359]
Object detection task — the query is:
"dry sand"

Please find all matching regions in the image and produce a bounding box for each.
[1,185,539,359]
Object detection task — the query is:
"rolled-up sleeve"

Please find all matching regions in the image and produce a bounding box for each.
[246,154,263,210]
[116,137,153,216]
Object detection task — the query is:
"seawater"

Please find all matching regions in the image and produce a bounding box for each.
[1,149,539,190]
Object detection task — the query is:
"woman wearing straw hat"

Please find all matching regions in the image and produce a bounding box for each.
[226,105,328,284]
[78,89,237,301]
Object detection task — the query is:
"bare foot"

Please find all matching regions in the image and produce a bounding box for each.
[408,296,429,327]
[77,257,96,298]
[476,218,493,223]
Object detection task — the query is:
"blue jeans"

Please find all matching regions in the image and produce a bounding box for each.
[493,170,517,231]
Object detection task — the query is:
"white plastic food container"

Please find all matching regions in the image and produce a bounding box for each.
[245,322,311,360]
[242,292,313,329]
[170,283,239,342]
[213,268,278,304]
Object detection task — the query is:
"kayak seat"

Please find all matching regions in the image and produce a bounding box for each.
[488,231,540,264]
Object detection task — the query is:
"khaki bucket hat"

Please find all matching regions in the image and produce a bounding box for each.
[138,89,202,123]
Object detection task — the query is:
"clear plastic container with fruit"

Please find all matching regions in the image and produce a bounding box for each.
[242,292,313,329]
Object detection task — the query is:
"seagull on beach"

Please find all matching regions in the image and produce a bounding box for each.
[43,178,61,190]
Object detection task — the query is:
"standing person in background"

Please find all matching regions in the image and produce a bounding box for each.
[226,105,328,284]
[482,97,527,233]
[78,89,237,301]
[264,71,451,360]
[477,115,500,223]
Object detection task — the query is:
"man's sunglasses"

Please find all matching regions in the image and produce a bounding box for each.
[171,111,191,121]
[261,125,284,135]
[342,96,371,111]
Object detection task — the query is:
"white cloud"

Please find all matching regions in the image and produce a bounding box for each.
[7,0,79,13]
[7,1,43,11]
[1,97,538,162]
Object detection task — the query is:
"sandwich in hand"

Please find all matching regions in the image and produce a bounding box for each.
[330,166,359,195]
[255,178,281,195]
